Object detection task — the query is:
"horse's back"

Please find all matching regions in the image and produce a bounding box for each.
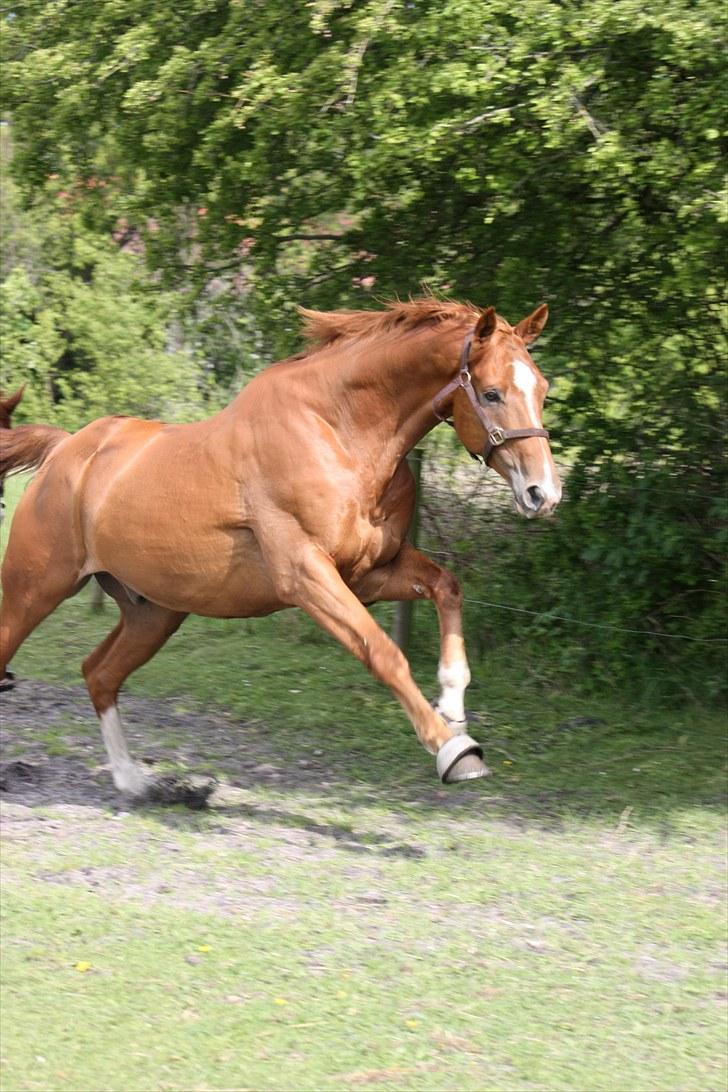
[74,415,167,462]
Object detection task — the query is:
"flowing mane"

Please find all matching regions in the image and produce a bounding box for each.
[298,297,482,349]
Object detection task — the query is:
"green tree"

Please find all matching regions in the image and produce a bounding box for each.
[3,2,723,316]
[2,1,725,688]
[0,129,207,427]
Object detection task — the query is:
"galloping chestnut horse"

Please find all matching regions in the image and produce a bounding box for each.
[0,299,561,802]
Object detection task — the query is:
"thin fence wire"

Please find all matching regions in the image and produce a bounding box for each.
[400,438,728,649]
[460,594,728,644]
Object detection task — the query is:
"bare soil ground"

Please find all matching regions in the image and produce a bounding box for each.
[1,677,339,806]
[0,677,445,861]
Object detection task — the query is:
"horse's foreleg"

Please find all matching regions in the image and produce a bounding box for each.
[354,543,471,731]
[276,544,486,783]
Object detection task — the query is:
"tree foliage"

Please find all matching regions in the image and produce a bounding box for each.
[1,0,725,689]
[3,2,723,311]
[0,129,207,427]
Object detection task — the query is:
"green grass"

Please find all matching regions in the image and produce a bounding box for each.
[2,474,727,1092]
[8,566,725,828]
[3,818,725,1092]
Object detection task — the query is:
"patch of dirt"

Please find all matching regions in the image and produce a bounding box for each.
[635,945,691,984]
[0,676,497,814]
[0,677,340,808]
[0,678,432,865]
[0,759,43,792]
[0,672,487,932]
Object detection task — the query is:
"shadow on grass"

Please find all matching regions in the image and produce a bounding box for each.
[1,675,724,838]
[3,475,725,837]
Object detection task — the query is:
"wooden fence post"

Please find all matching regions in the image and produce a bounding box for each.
[391,445,424,652]
[89,578,106,612]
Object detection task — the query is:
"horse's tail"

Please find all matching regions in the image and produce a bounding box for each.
[0,424,70,479]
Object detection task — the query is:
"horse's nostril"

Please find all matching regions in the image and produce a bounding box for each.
[526,485,544,509]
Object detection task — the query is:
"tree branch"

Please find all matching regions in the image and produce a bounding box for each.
[274,233,345,244]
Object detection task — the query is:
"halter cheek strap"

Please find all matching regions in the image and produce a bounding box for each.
[432,331,549,463]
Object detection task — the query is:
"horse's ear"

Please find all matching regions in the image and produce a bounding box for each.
[474,306,497,340]
[514,304,548,345]
[1,385,25,414]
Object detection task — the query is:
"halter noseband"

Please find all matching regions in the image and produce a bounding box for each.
[432,331,549,464]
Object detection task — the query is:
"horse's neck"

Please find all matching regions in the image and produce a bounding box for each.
[328,324,465,458]
[221,324,466,493]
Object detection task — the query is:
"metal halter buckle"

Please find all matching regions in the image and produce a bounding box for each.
[488,427,506,447]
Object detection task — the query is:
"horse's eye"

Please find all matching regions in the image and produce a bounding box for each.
[483,390,500,404]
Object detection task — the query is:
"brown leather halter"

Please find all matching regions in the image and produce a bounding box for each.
[432,331,549,463]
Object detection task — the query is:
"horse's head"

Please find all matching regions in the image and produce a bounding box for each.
[0,386,24,431]
[0,385,25,524]
[451,305,561,518]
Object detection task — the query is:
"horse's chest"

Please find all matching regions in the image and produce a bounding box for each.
[261,452,415,578]
[331,518,399,584]
[355,516,400,569]
[332,477,414,579]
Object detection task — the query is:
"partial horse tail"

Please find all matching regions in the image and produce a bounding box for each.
[0,423,70,479]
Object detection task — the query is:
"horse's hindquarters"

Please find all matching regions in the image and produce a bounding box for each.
[63,418,268,617]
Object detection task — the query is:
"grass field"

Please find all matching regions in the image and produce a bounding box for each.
[1,474,726,1092]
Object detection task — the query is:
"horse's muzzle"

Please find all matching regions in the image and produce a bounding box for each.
[515,481,562,519]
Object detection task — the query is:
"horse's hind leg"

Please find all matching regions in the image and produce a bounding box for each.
[1,471,86,688]
[0,545,82,690]
[81,587,192,802]
[0,585,70,690]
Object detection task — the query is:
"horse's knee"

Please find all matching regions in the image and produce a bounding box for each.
[433,568,463,611]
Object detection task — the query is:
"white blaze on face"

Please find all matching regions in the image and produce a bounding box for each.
[509,358,561,510]
[512,358,540,424]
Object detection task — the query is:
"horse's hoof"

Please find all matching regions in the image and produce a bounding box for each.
[129,774,217,809]
[0,670,16,693]
[444,751,490,782]
[436,733,489,784]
